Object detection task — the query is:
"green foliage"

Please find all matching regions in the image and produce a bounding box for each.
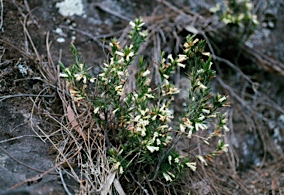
[210,0,258,35]
[60,17,230,185]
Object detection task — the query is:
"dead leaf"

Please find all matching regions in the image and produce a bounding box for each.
[67,104,87,139]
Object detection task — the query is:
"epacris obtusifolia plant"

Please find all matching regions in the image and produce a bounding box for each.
[60,17,230,185]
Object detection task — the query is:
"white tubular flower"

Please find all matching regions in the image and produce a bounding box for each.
[163,172,173,182]
[138,22,145,28]
[186,162,197,171]
[174,157,180,163]
[246,2,253,10]
[183,118,193,129]
[202,52,211,57]
[197,155,208,166]
[126,51,134,61]
[218,140,229,152]
[187,129,193,138]
[180,124,186,133]
[168,86,180,95]
[142,69,151,77]
[119,166,124,174]
[113,161,121,171]
[153,132,159,140]
[146,145,159,153]
[177,63,186,68]
[89,77,96,83]
[115,51,125,57]
[218,95,227,103]
[192,38,199,45]
[197,115,205,121]
[112,108,119,115]
[139,30,148,37]
[163,74,169,79]
[223,125,230,132]
[177,54,188,63]
[195,123,208,131]
[93,107,99,114]
[129,21,135,28]
[137,126,146,137]
[202,109,210,114]
[134,115,141,122]
[196,80,207,90]
[115,85,123,91]
[168,155,172,165]
[156,139,161,145]
[59,72,69,78]
[167,54,174,63]
[164,136,172,145]
[144,93,155,99]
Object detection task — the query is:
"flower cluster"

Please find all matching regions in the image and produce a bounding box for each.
[210,0,258,29]
[60,17,230,187]
[59,45,95,102]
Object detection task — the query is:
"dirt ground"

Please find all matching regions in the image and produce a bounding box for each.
[0,0,284,194]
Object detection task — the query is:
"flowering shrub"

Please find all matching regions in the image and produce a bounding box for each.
[60,17,229,188]
[210,0,258,32]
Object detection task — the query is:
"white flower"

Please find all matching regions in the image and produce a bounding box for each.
[197,155,208,166]
[168,155,172,164]
[196,81,207,90]
[168,86,180,95]
[89,77,96,83]
[187,129,192,138]
[163,172,173,182]
[139,30,148,37]
[163,74,169,79]
[180,124,186,133]
[59,72,69,78]
[156,139,161,145]
[195,123,208,131]
[144,93,154,99]
[129,21,135,28]
[115,51,125,57]
[137,126,146,137]
[218,96,227,103]
[177,54,188,63]
[115,85,123,91]
[134,115,141,121]
[197,115,205,121]
[126,51,134,61]
[202,109,210,114]
[174,158,180,163]
[202,52,210,57]
[167,54,174,63]
[186,162,197,171]
[142,69,151,77]
[119,166,124,174]
[152,115,157,121]
[112,108,119,115]
[246,2,253,10]
[183,118,193,129]
[164,136,172,145]
[153,132,159,140]
[223,125,230,132]
[177,63,186,68]
[138,22,145,28]
[146,145,159,153]
[93,107,99,114]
